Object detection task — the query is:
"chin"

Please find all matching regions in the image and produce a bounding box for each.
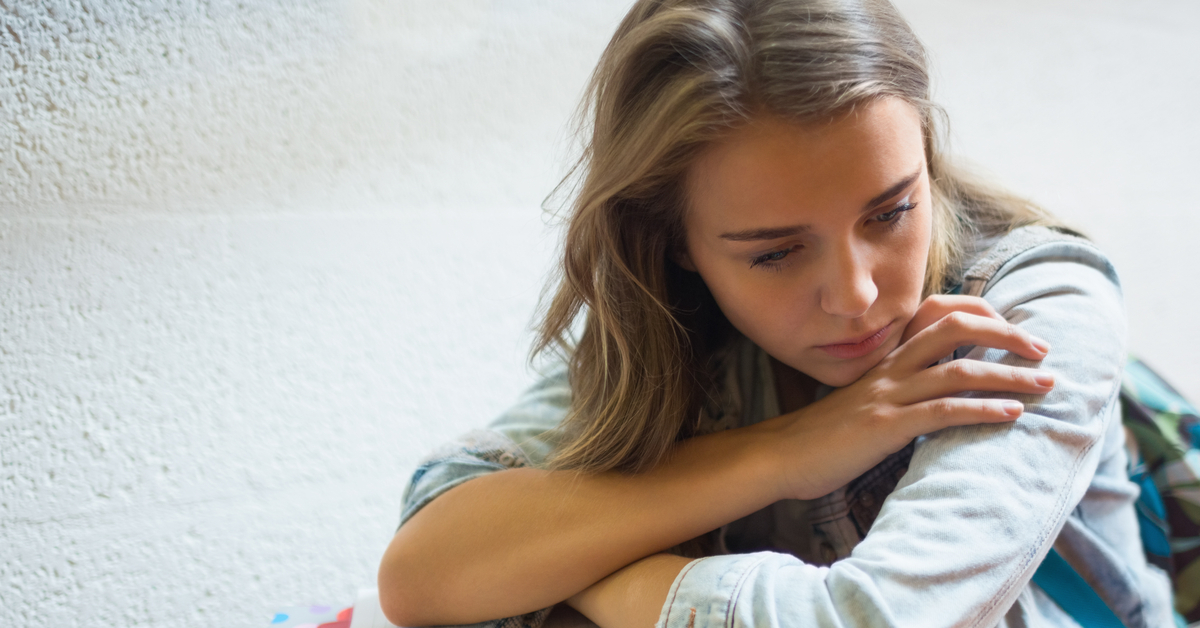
[812,369,865,389]
[805,356,884,388]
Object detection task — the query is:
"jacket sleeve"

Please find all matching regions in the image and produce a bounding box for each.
[399,360,570,527]
[656,242,1130,628]
[395,361,571,628]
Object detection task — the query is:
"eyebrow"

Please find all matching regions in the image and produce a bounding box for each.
[717,168,924,242]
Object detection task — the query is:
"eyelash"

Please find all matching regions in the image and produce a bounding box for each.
[872,201,918,228]
[747,201,919,270]
[749,246,798,271]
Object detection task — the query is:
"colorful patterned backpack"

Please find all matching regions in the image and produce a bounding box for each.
[1123,357,1200,623]
[1033,357,1200,626]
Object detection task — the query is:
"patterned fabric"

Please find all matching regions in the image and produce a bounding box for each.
[1121,357,1200,622]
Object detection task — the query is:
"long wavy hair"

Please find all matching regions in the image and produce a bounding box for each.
[535,0,1059,474]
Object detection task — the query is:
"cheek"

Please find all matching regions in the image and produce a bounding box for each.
[705,271,819,357]
[703,269,767,328]
[913,210,935,289]
[699,266,794,335]
[895,238,930,294]
[890,207,934,295]
[862,220,932,323]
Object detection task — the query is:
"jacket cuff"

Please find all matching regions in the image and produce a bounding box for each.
[655,552,779,628]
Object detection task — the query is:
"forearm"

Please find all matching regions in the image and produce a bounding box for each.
[379,291,1061,627]
[379,419,786,627]
[568,553,692,628]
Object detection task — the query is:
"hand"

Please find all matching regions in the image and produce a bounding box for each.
[772,295,1053,501]
[900,294,1019,345]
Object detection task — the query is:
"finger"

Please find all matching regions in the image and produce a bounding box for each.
[889,359,1055,406]
[889,311,1051,373]
[900,295,1005,345]
[901,397,1024,437]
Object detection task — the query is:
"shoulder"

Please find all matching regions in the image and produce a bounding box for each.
[948,226,1127,431]
[960,224,1118,298]
[953,226,1126,370]
[484,358,572,460]
[959,225,1120,301]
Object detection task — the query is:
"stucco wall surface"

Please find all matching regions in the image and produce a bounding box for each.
[1,1,1197,627]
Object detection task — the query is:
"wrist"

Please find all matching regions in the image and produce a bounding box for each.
[743,415,805,502]
[752,400,864,501]
[568,554,692,628]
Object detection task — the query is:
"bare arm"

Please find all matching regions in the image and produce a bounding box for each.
[379,299,1053,627]
[380,417,787,626]
[567,553,692,628]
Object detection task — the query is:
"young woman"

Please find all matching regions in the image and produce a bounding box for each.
[378,0,1174,626]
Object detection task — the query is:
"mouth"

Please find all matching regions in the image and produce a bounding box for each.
[815,323,893,360]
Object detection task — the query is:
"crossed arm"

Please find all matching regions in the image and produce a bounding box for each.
[378,292,1072,627]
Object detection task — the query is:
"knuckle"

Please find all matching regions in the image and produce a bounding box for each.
[945,311,968,326]
[865,379,891,400]
[945,309,974,329]
[1009,367,1026,384]
[933,398,956,418]
[946,360,973,381]
[936,311,965,333]
[870,406,896,429]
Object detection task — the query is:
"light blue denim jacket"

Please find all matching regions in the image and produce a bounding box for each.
[398,227,1175,628]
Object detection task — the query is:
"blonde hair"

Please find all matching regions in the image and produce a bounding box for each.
[536,0,1060,474]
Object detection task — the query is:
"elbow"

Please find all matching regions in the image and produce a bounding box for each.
[378,539,442,627]
[377,557,426,627]
[378,594,414,628]
[377,595,408,628]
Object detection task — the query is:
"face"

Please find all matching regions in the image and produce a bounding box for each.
[679,97,932,387]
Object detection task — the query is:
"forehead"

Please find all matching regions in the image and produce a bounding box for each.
[684,98,926,233]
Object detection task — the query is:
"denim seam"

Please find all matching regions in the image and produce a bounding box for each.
[724,553,776,628]
[972,388,1119,626]
[964,229,1119,625]
[663,558,703,628]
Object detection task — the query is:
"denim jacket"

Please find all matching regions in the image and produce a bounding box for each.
[397,227,1175,628]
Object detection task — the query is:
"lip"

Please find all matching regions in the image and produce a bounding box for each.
[816,323,893,360]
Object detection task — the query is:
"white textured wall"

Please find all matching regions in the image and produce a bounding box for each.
[2,1,1197,627]
[1,2,627,626]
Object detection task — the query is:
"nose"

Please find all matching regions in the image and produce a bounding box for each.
[819,240,878,319]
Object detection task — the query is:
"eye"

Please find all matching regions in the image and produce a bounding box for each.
[872,200,917,225]
[749,245,799,269]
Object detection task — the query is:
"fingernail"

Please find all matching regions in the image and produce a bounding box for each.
[1034,373,1055,388]
[1003,401,1024,417]
[1032,338,1051,354]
